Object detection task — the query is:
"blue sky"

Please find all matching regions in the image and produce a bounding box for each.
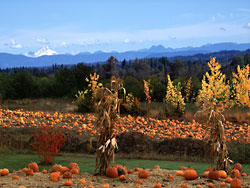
[0,0,250,54]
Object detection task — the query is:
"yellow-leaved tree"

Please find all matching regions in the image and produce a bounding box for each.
[232,64,250,108]
[165,75,185,116]
[75,72,103,112]
[195,57,232,172]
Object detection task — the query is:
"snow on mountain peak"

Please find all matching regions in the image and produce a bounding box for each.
[33,46,57,57]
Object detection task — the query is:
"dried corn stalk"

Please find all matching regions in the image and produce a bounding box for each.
[195,109,232,172]
[94,76,124,175]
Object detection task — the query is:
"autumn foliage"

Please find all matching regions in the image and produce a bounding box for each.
[31,125,65,165]
[165,75,185,115]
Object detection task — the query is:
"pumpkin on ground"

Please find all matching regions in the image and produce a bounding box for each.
[168,174,173,179]
[233,163,242,172]
[28,162,39,172]
[26,169,33,176]
[226,177,233,183]
[1,168,9,176]
[220,182,226,187]
[80,179,86,184]
[181,184,187,188]
[138,169,149,179]
[208,169,220,180]
[12,175,19,179]
[69,162,78,169]
[105,166,118,178]
[230,178,241,188]
[154,183,161,188]
[128,169,133,174]
[184,169,198,180]
[103,185,109,188]
[65,179,72,186]
[231,169,240,178]
[119,175,126,180]
[50,172,60,182]
[42,169,47,174]
[51,164,63,174]
[219,170,227,179]
[176,170,184,176]
[136,179,143,184]
[63,171,72,179]
[208,183,214,188]
[154,165,160,169]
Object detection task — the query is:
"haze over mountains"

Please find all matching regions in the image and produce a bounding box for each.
[0,42,249,68]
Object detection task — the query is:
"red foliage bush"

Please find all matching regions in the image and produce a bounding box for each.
[31,125,65,165]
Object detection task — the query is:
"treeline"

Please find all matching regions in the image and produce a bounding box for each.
[0,53,249,102]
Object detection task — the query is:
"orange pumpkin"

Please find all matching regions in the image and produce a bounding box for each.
[208,183,214,188]
[154,183,161,188]
[22,168,29,173]
[231,169,240,178]
[28,162,39,172]
[196,185,201,188]
[88,186,94,188]
[42,169,47,174]
[208,169,220,180]
[26,169,33,176]
[65,179,72,186]
[220,182,226,187]
[184,169,198,180]
[136,179,143,184]
[241,172,247,176]
[71,167,80,174]
[230,178,241,188]
[50,172,60,181]
[176,170,184,176]
[167,174,173,179]
[119,175,126,180]
[134,167,140,172]
[233,163,242,172]
[219,170,227,179]
[63,171,72,179]
[154,165,160,169]
[69,162,78,169]
[128,169,133,174]
[62,166,69,173]
[138,169,149,179]
[80,179,86,184]
[181,184,187,188]
[51,164,63,174]
[1,168,9,176]
[105,166,118,178]
[103,185,109,188]
[12,175,19,179]
[226,177,232,183]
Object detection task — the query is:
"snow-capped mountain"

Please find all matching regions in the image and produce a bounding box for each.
[33,46,57,57]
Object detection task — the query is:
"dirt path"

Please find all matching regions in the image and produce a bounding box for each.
[0,169,249,188]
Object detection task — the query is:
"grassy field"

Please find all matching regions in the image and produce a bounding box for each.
[0,153,250,175]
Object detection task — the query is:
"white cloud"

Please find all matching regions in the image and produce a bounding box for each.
[5,39,22,49]
[60,41,68,47]
[36,38,49,44]
[123,39,130,43]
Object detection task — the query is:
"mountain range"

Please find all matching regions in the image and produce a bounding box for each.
[0,42,249,68]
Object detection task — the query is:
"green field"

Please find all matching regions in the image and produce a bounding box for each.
[0,153,249,175]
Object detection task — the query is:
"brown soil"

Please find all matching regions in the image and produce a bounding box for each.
[0,169,249,188]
